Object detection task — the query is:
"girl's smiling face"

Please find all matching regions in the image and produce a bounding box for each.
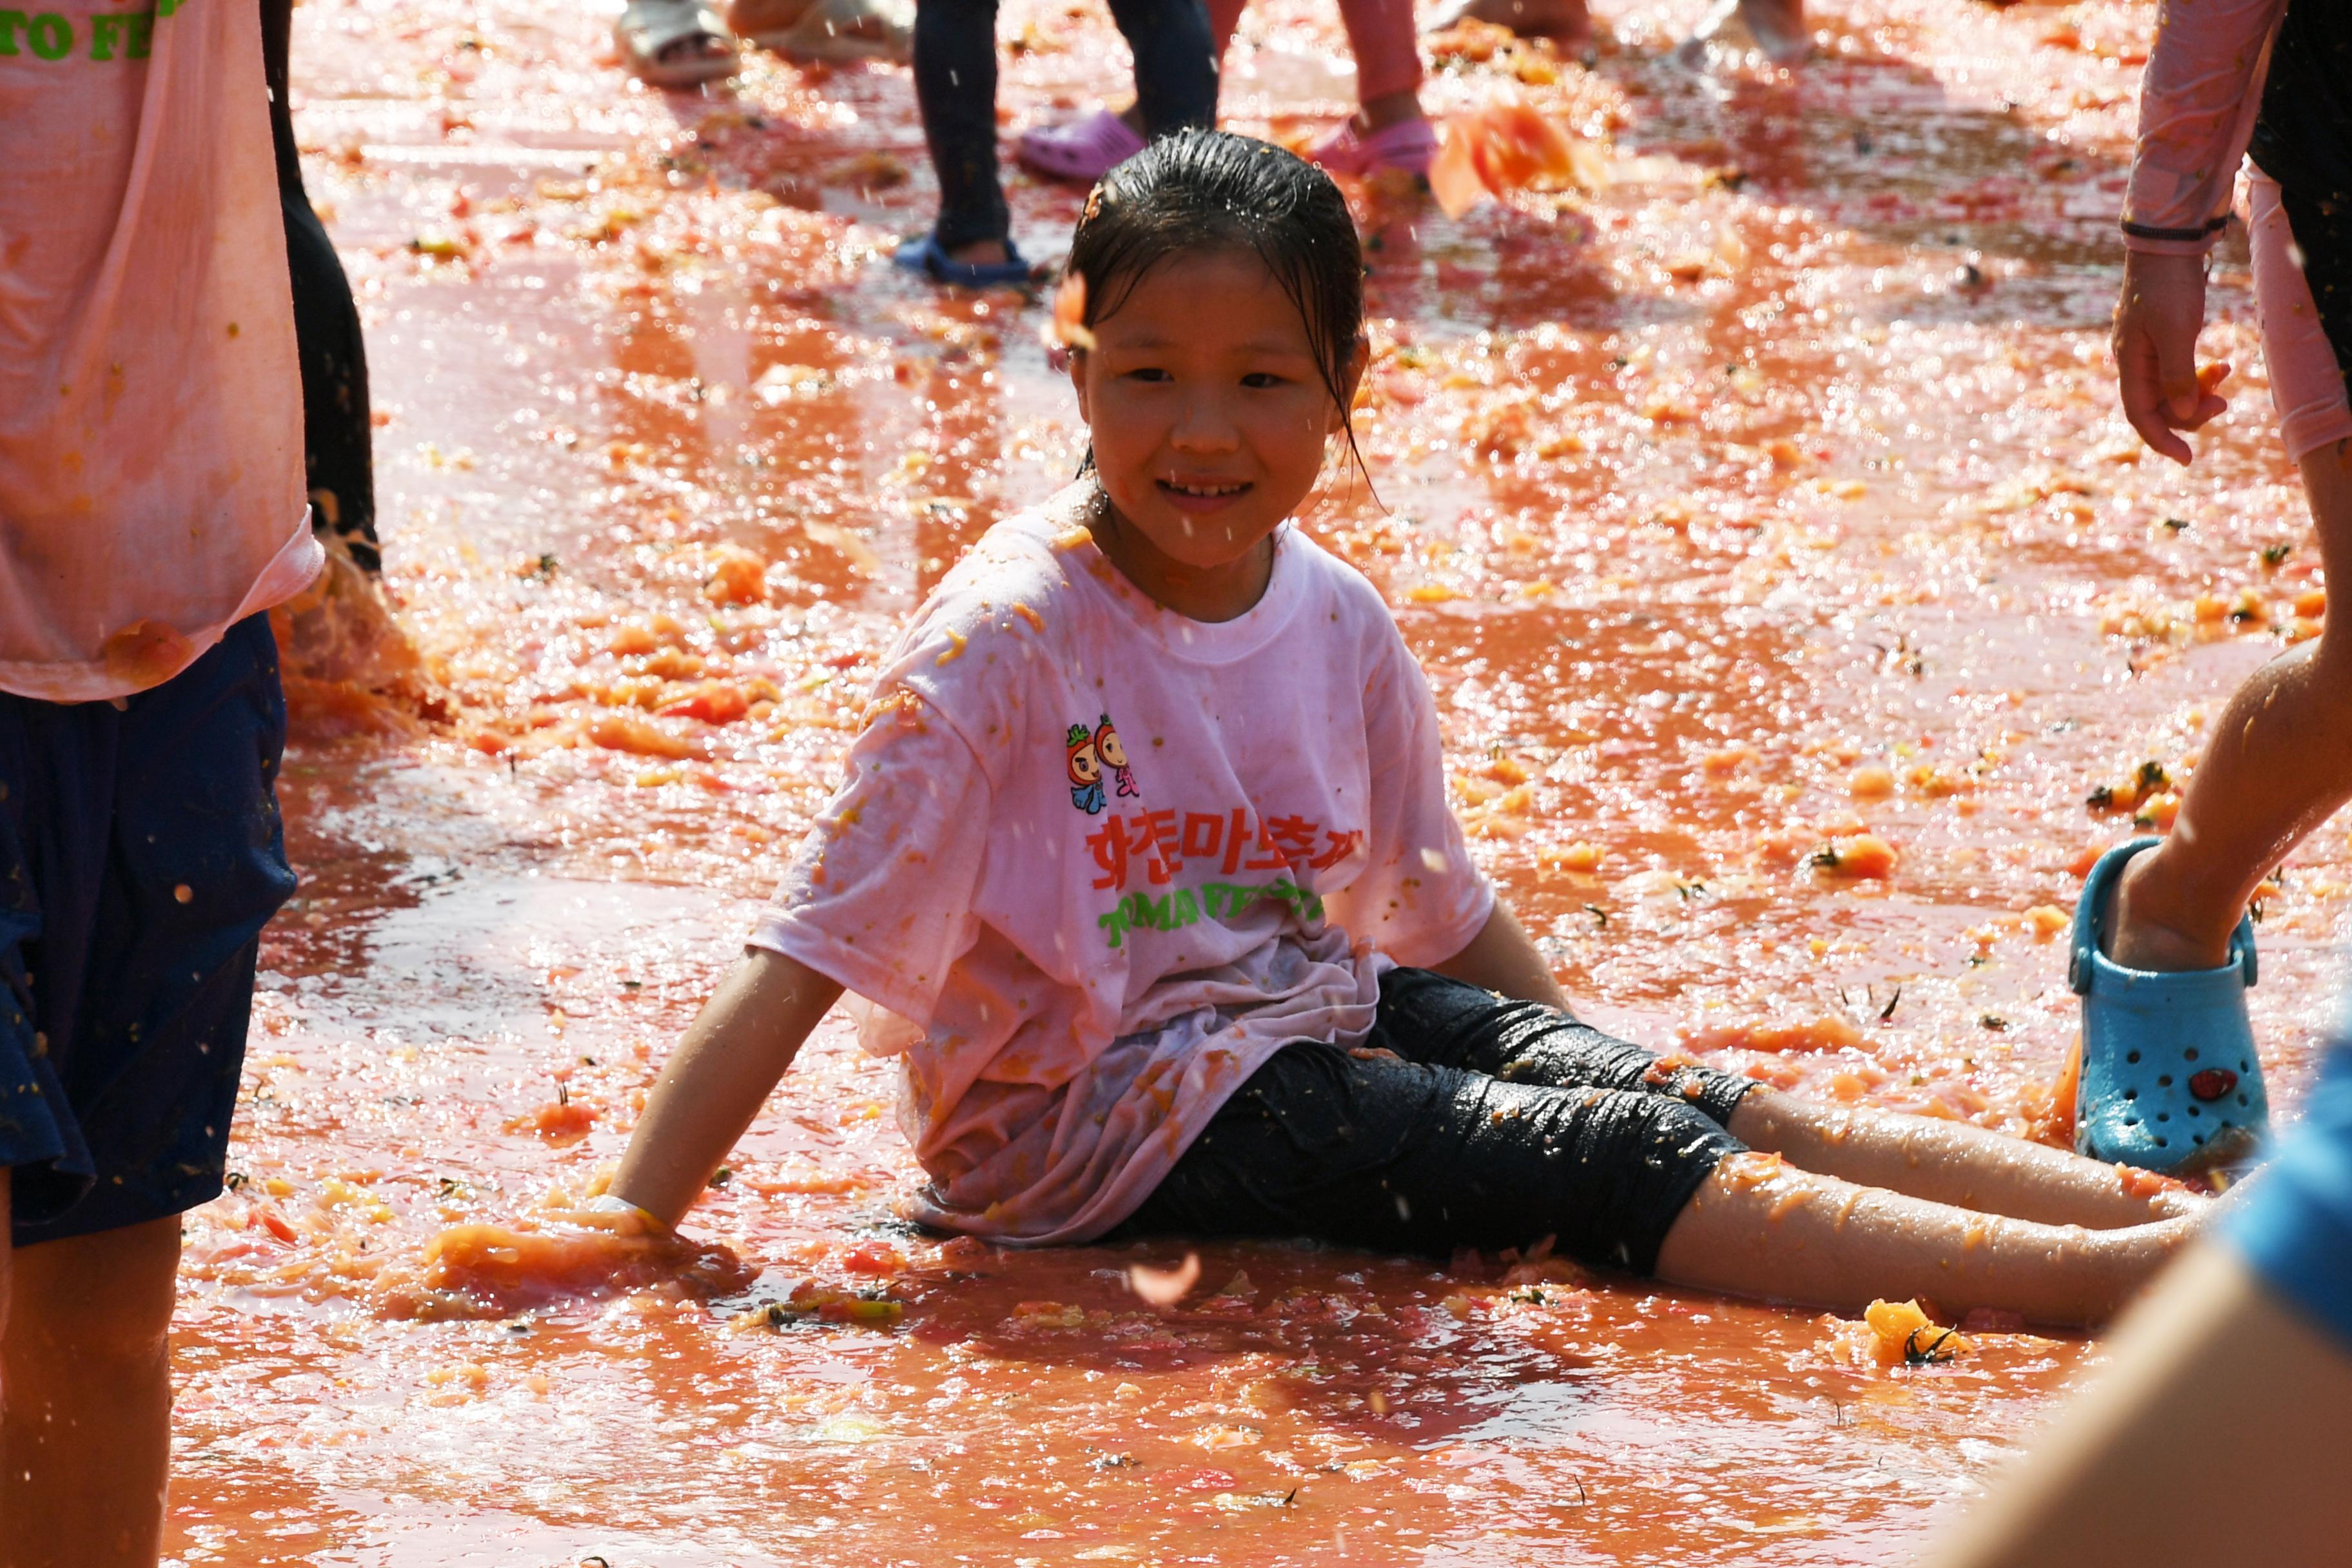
[1069,248,1362,622]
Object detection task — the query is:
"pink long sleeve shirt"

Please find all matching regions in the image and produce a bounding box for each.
[2124,0,2284,255]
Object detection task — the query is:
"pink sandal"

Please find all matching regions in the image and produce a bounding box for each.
[1016,109,1147,184]
[1310,118,1440,178]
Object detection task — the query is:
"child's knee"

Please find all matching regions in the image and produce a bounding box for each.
[6,1218,179,1369]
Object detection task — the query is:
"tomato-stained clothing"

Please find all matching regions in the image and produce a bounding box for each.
[2122,0,2282,257]
[750,504,1494,1244]
[0,0,316,701]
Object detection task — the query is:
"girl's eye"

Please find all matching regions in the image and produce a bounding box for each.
[1125,367,1172,383]
[1241,372,1289,389]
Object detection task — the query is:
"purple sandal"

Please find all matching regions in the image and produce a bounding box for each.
[1016,109,1146,184]
[1310,118,1441,178]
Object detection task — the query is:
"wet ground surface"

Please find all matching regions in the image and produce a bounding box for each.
[167,0,2344,1561]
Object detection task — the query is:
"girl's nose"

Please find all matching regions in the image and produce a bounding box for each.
[1168,389,1242,452]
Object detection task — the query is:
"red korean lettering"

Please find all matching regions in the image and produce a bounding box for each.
[1180,810,1226,862]
[1308,828,1366,871]
[1266,815,1320,868]
[1240,813,1288,872]
[1221,807,1250,874]
[1126,814,1176,885]
[1088,814,1130,891]
[1142,808,1183,874]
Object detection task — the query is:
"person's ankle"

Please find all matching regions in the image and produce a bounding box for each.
[944,237,1011,266]
[1357,92,1426,133]
[2104,852,2238,972]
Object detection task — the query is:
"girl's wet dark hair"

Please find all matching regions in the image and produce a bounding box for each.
[1066,128,1367,476]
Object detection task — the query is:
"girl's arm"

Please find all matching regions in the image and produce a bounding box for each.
[2114,0,2282,460]
[1429,903,1569,1011]
[1919,1245,2352,1567]
[2123,0,2280,251]
[607,947,843,1229]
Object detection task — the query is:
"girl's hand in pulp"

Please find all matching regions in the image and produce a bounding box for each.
[2113,249,2230,464]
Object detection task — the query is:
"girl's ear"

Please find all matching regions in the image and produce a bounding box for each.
[1327,331,1371,436]
[1066,346,1093,429]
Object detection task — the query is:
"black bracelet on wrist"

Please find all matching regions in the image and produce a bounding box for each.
[2120,216,2230,243]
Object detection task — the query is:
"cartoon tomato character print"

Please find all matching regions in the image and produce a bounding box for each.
[1067,722,1106,814]
[1096,713,1138,799]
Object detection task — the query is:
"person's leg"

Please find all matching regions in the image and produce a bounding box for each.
[264,0,381,573]
[1377,968,2197,1228]
[1130,1037,2187,1324]
[1726,1091,2204,1226]
[2106,187,2352,974]
[1125,1039,1745,1272]
[911,0,1012,264]
[1334,0,1424,130]
[0,1215,181,1568]
[1102,0,1217,136]
[1,617,295,1565]
[280,201,380,573]
[2105,455,2352,969]
[1654,1157,2191,1328]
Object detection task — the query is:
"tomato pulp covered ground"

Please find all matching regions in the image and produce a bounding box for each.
[171,0,2342,1561]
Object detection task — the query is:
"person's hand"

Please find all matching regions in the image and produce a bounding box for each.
[2113,249,2230,464]
[405,1200,757,1317]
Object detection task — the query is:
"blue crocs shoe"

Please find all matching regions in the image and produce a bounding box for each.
[2070,837,2271,1173]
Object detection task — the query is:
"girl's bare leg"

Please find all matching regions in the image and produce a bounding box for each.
[2108,442,2352,971]
[1,1208,182,1568]
[1654,1158,2193,1327]
[1728,1090,2205,1228]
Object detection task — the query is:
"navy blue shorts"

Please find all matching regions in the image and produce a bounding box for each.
[2,614,294,1248]
[1126,968,1755,1275]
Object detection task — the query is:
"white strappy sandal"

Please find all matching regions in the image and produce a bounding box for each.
[614,0,740,88]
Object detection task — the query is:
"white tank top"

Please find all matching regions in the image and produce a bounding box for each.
[0,0,317,701]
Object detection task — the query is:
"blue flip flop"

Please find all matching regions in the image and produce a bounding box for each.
[892,233,1033,289]
[2070,837,2271,1173]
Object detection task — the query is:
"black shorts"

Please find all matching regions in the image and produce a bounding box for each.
[1,616,295,1246]
[1124,967,1754,1275]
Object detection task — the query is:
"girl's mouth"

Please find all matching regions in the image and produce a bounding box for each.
[1157,477,1252,512]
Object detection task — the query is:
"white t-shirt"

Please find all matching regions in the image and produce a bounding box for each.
[751,496,1494,1244]
[0,0,317,701]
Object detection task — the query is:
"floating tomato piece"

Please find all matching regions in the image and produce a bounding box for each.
[839,1239,906,1275]
[587,713,701,759]
[658,682,750,725]
[1431,97,1582,219]
[2048,1037,2082,1145]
